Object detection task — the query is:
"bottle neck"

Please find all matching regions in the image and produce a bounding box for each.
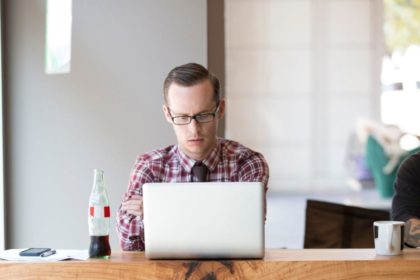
[92,169,105,192]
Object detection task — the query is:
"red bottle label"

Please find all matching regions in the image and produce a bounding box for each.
[90,206,110,218]
[104,206,110,218]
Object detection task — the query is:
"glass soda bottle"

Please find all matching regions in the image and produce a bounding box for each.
[88,169,111,258]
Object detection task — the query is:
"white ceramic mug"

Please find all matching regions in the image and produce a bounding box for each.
[373,221,405,256]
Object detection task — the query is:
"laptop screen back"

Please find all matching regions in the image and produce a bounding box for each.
[143,182,265,259]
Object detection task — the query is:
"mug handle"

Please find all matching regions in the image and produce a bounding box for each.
[401,225,405,250]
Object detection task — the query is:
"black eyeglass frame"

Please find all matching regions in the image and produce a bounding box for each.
[167,103,220,125]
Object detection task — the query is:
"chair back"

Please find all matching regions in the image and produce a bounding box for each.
[304,199,390,248]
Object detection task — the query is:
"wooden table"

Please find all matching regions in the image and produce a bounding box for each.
[1,249,420,279]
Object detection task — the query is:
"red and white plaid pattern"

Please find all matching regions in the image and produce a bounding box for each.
[116,138,269,251]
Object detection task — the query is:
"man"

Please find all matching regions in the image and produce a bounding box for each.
[116,63,269,251]
[392,152,420,247]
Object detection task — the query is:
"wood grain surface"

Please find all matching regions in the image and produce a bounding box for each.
[1,249,420,279]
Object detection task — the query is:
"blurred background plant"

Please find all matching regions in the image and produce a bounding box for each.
[384,0,420,52]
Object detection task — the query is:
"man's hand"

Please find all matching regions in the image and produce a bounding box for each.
[405,218,420,247]
[121,195,143,217]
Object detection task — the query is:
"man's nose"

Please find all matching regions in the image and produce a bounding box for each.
[188,119,200,134]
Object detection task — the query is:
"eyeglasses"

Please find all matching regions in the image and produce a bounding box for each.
[167,104,220,125]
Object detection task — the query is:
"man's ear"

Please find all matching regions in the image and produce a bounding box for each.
[217,99,225,120]
[162,105,172,123]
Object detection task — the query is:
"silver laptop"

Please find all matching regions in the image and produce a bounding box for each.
[143,182,265,259]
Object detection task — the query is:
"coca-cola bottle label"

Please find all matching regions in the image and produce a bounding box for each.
[89,206,110,218]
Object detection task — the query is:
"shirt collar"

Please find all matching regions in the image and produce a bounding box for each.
[177,147,196,173]
[202,139,221,172]
[176,139,222,173]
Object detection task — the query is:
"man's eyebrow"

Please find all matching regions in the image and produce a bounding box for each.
[170,107,215,116]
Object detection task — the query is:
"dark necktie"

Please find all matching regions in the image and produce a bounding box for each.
[192,163,208,182]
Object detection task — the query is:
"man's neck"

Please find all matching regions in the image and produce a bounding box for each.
[178,143,219,162]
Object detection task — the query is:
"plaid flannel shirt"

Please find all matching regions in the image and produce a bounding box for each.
[116,138,269,251]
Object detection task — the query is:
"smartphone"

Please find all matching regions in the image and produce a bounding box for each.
[19,248,52,257]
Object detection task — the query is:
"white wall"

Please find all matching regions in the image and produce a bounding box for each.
[225,0,383,192]
[4,0,207,250]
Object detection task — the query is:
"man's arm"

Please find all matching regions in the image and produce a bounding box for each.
[238,152,269,218]
[391,153,420,247]
[405,218,420,247]
[116,160,154,251]
[238,152,269,190]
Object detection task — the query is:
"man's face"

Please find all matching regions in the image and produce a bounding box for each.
[163,79,224,161]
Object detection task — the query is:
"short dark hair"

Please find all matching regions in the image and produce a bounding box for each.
[163,63,220,104]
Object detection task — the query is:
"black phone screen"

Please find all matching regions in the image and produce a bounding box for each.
[19,248,51,257]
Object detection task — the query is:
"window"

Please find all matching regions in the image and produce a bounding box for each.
[45,0,72,74]
[381,0,420,135]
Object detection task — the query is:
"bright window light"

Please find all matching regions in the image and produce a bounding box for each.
[400,134,420,151]
[45,0,72,74]
[381,90,420,135]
